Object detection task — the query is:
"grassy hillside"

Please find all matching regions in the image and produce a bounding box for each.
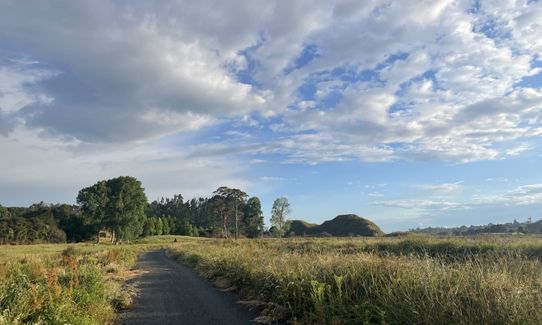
[289,214,384,237]
[288,220,318,235]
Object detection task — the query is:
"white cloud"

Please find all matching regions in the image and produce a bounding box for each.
[1,0,542,206]
[0,64,56,115]
[373,199,465,210]
[0,1,268,143]
[472,183,542,207]
[0,125,249,205]
[416,181,463,193]
[259,176,285,182]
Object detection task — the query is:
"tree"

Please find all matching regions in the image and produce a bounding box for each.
[243,197,264,238]
[143,217,156,236]
[105,176,147,242]
[156,217,164,235]
[213,187,248,239]
[77,176,147,243]
[77,180,109,243]
[210,194,228,237]
[228,189,248,240]
[0,204,9,218]
[163,217,171,235]
[270,197,291,238]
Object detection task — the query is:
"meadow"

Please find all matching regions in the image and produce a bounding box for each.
[167,235,542,324]
[2,234,542,324]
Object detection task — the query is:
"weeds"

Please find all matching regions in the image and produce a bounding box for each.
[0,246,138,325]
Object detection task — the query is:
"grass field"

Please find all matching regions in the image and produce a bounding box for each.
[2,234,542,324]
[167,235,542,324]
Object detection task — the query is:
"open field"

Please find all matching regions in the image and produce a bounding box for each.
[167,235,542,324]
[3,234,542,324]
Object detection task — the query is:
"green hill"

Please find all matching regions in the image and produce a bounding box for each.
[288,214,383,237]
[288,220,318,235]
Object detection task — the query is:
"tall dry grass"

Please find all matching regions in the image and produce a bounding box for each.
[0,246,138,325]
[167,236,542,324]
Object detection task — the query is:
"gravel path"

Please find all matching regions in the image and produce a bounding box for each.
[120,250,259,325]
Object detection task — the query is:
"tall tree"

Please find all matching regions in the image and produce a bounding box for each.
[155,217,164,235]
[104,176,147,242]
[243,197,264,238]
[77,176,147,243]
[77,180,109,243]
[143,217,156,236]
[271,197,291,237]
[210,192,229,237]
[229,189,248,240]
[213,187,248,239]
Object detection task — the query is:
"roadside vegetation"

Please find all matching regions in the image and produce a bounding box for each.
[167,235,542,324]
[0,245,139,325]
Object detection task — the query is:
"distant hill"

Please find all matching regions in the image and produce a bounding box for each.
[289,220,318,235]
[288,214,383,237]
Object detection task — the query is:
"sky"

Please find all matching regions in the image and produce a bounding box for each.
[1,0,542,232]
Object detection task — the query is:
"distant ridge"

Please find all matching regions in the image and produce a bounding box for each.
[288,214,383,237]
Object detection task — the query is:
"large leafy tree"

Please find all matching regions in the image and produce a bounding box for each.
[209,194,229,237]
[77,180,109,243]
[77,176,147,243]
[271,197,291,237]
[243,197,264,238]
[213,187,248,239]
[105,176,148,241]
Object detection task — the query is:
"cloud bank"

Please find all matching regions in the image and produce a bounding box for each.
[1,1,542,220]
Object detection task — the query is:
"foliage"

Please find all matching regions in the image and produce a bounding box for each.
[243,197,264,238]
[146,187,260,239]
[2,180,265,243]
[270,197,291,237]
[77,176,147,243]
[412,218,542,235]
[213,187,248,239]
[0,203,89,244]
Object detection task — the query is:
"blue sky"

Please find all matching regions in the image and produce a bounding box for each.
[1,0,542,232]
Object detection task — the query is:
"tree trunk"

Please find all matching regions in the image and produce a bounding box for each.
[222,213,228,238]
[235,205,239,240]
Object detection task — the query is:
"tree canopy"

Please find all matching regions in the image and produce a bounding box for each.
[1,179,265,244]
[77,176,147,243]
[271,197,291,237]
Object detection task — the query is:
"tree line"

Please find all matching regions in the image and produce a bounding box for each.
[0,176,293,244]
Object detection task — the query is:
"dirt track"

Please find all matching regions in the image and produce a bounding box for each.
[121,250,258,325]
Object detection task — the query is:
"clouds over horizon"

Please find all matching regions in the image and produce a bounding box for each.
[0,0,541,162]
[1,1,542,229]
